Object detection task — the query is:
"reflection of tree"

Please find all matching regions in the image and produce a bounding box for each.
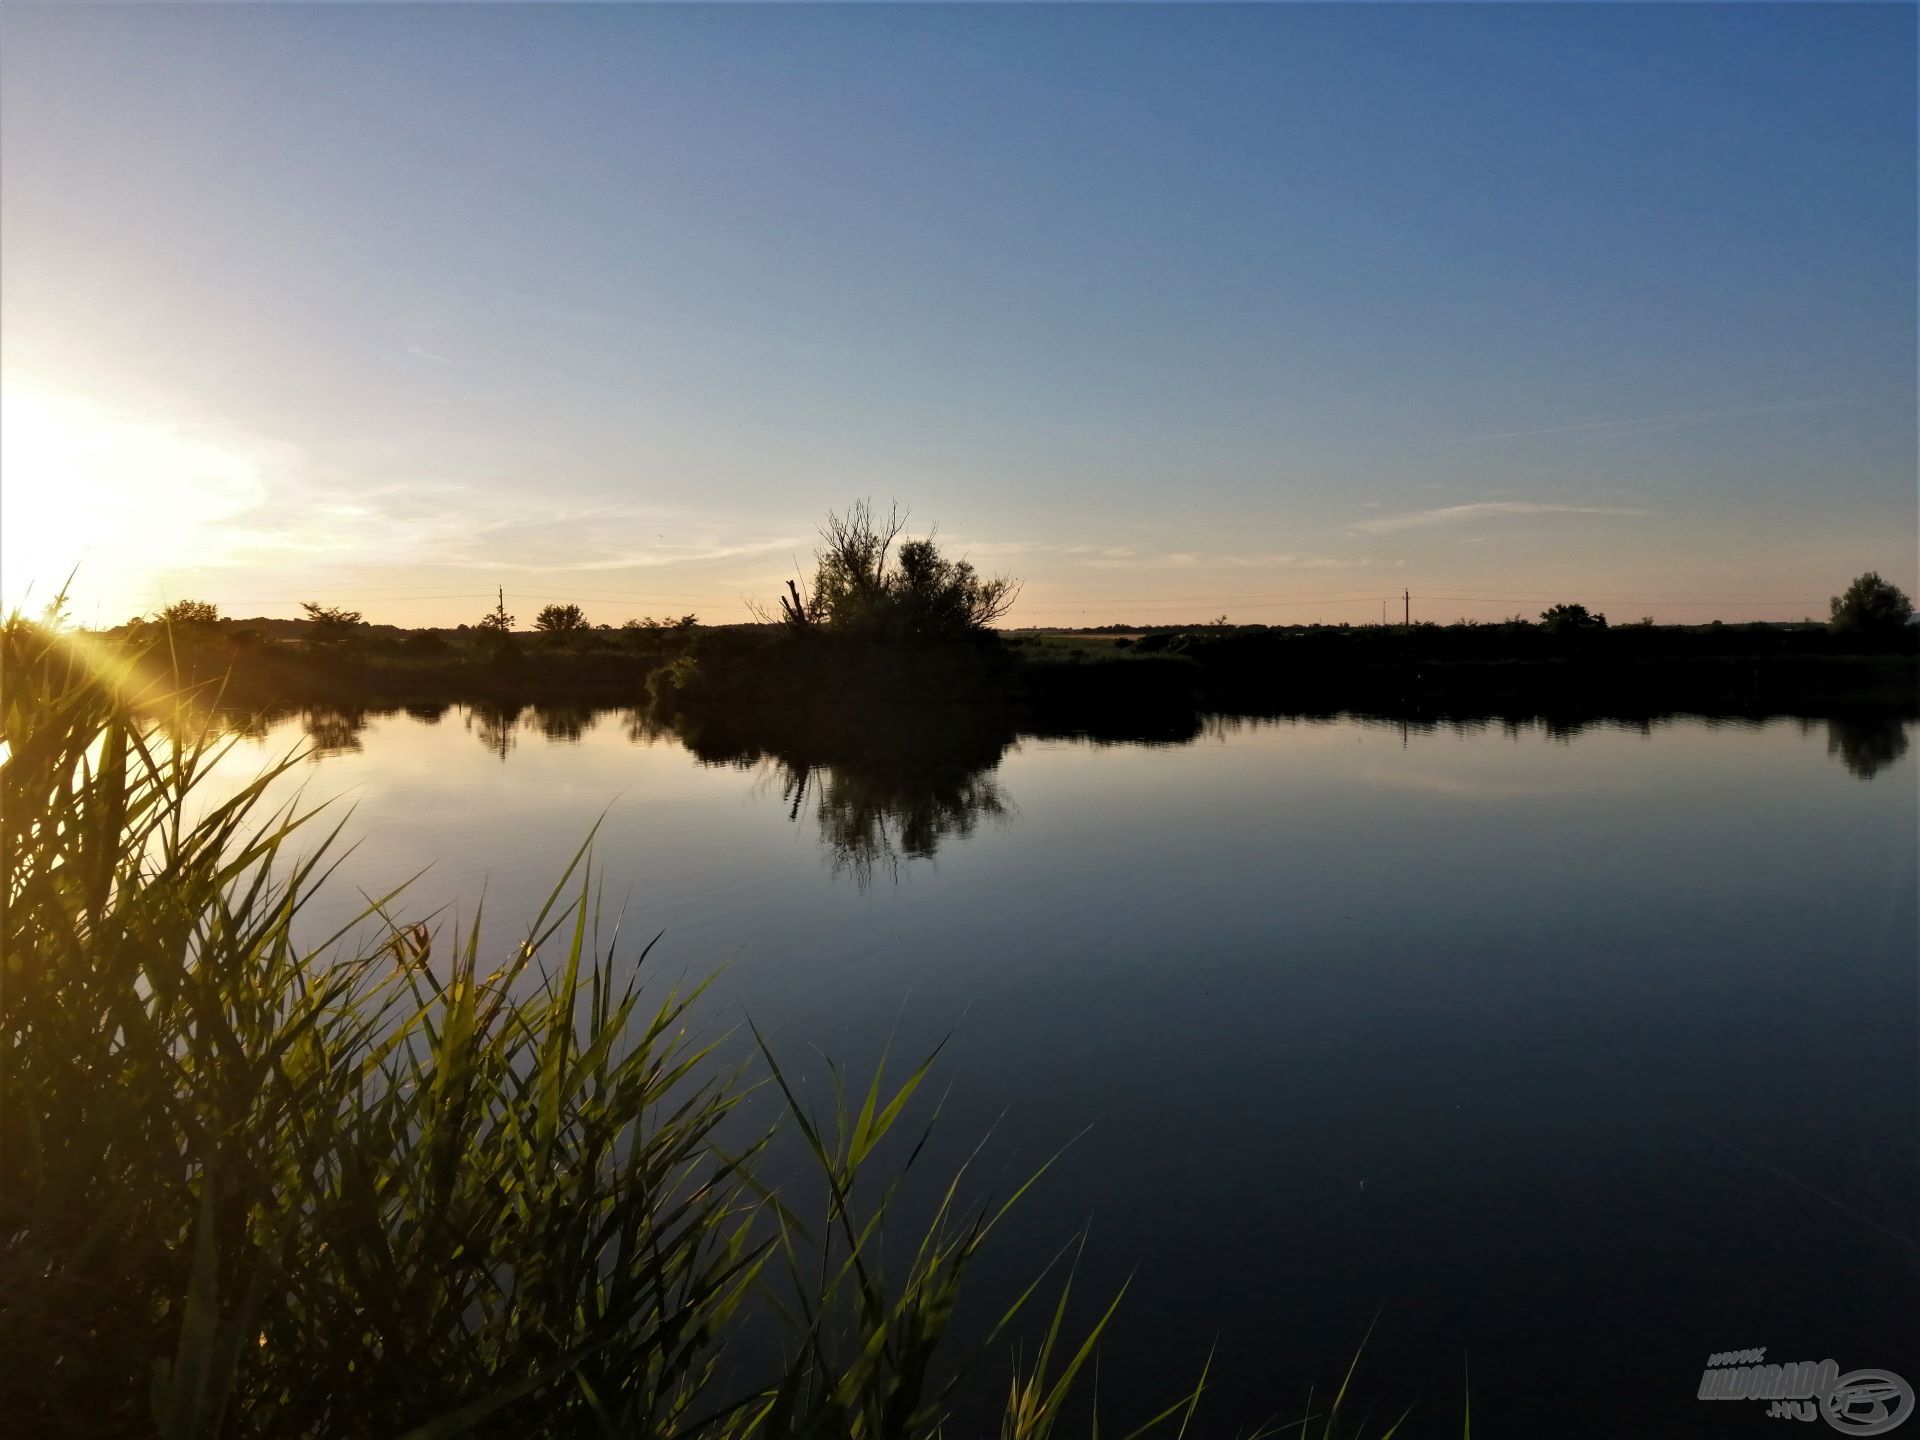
[465,701,523,761]
[405,703,448,725]
[1826,713,1912,780]
[782,760,1012,887]
[301,706,369,759]
[531,703,594,744]
[209,708,274,742]
[622,708,674,747]
[669,707,1019,888]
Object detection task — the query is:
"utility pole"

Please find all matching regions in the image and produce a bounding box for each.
[1403,589,1410,627]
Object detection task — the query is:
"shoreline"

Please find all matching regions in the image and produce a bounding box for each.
[135,621,1919,721]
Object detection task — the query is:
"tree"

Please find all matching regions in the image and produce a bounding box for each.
[890,538,1018,637]
[807,499,909,633]
[157,599,220,628]
[299,601,366,646]
[1539,602,1607,633]
[1829,571,1914,632]
[533,602,589,634]
[478,589,514,632]
[768,501,1020,640]
[477,588,515,649]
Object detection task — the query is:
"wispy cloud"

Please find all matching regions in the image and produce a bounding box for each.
[1441,395,1858,445]
[406,345,456,366]
[1216,552,1373,570]
[961,540,1372,571]
[960,541,1138,561]
[207,478,807,579]
[1347,501,1653,536]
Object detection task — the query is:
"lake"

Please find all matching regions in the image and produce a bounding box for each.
[205,702,1918,1436]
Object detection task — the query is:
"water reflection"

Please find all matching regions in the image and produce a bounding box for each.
[532,703,595,744]
[465,701,522,760]
[300,705,370,759]
[1825,712,1911,779]
[184,691,1917,1435]
[667,708,1017,886]
[211,701,1915,875]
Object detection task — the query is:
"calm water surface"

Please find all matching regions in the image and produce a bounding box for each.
[209,706,1918,1436]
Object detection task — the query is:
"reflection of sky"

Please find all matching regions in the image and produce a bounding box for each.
[196,709,1917,968]
[190,708,1918,1433]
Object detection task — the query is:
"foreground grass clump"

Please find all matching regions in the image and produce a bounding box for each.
[0,617,1178,1440]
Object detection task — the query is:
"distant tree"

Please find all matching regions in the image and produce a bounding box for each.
[1829,571,1914,632]
[1539,602,1607,633]
[534,602,590,634]
[38,590,73,629]
[299,601,366,646]
[478,589,514,631]
[477,588,516,649]
[157,599,220,628]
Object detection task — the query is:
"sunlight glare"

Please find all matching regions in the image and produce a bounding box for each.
[1,383,266,617]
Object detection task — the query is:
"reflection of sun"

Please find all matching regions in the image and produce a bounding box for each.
[0,383,263,614]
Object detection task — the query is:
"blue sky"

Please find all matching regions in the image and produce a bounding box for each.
[2,2,1913,626]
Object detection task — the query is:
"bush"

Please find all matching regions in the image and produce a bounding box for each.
[1539,602,1607,633]
[646,653,703,707]
[775,502,1020,640]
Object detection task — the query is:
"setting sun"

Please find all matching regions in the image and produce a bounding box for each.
[0,384,264,618]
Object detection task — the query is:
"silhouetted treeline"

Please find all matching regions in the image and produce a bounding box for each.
[87,609,1919,718]
[1103,622,1918,711]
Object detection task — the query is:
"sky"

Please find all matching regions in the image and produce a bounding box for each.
[2,2,1914,629]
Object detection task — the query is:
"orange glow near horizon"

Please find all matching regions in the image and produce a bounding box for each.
[0,383,272,620]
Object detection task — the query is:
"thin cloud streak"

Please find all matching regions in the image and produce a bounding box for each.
[1441,395,1859,445]
[960,540,1373,571]
[1347,502,1654,536]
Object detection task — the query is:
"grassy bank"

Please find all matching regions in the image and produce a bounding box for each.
[8,618,1258,1439]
